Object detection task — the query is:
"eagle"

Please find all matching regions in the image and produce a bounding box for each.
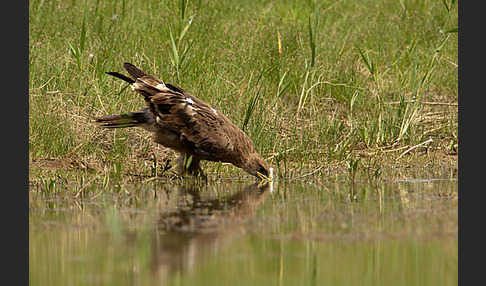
[96,62,270,179]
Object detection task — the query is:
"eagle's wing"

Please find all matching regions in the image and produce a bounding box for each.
[150,87,238,161]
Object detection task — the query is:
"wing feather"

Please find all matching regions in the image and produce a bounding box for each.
[148,89,237,161]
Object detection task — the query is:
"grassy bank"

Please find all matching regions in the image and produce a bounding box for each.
[29,0,457,183]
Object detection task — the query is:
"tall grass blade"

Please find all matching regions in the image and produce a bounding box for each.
[242,72,265,131]
[441,0,450,12]
[67,41,81,70]
[79,15,87,54]
[276,71,290,98]
[121,0,126,18]
[297,70,310,115]
[179,17,193,44]
[180,0,187,21]
[307,11,319,69]
[357,47,375,76]
[168,28,179,67]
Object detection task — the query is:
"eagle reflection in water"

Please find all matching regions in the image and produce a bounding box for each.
[148,182,271,281]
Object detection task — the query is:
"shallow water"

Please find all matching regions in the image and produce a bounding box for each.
[29,178,457,286]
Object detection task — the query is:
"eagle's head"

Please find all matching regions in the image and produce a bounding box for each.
[243,153,270,178]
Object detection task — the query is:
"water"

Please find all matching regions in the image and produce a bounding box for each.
[29,178,457,285]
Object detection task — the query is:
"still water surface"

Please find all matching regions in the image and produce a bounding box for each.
[30,177,457,285]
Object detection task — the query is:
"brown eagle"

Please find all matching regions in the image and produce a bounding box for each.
[96,63,269,179]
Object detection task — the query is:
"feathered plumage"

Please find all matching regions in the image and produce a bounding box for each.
[96,62,269,179]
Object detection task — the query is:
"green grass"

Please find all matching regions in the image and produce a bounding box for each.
[29,0,457,180]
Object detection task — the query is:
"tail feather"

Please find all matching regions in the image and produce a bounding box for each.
[105,62,148,84]
[105,71,135,84]
[95,109,153,129]
[123,62,147,79]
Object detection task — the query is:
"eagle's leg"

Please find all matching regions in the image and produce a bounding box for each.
[175,154,206,179]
